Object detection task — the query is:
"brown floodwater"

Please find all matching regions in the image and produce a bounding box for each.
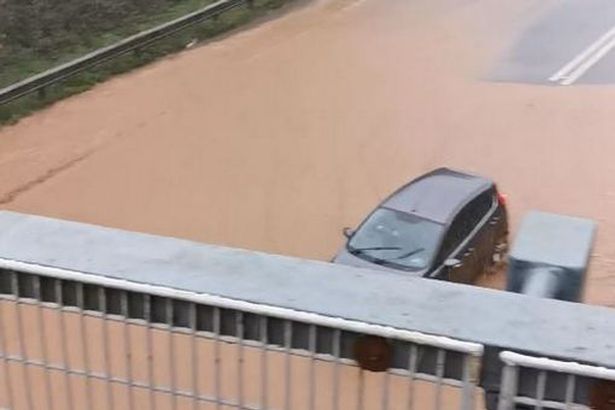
[1,0,615,407]
[1,0,613,302]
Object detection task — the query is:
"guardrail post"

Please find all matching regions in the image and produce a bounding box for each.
[460,354,481,410]
[497,363,518,410]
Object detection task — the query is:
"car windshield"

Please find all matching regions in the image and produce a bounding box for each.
[347,208,443,270]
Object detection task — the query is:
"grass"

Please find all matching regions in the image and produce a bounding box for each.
[0,0,289,126]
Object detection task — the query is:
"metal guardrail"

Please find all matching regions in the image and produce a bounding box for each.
[0,0,248,106]
[498,351,615,410]
[0,261,484,410]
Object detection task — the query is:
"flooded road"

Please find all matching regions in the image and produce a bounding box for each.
[1,0,615,310]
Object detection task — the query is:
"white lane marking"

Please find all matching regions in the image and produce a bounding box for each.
[549,25,615,85]
[560,36,615,85]
[549,26,615,82]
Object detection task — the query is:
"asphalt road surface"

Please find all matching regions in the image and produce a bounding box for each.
[492,0,615,85]
[1,0,615,302]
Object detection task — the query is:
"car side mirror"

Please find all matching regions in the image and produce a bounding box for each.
[444,258,462,269]
[343,227,355,238]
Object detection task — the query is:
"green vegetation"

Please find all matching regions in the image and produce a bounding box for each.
[0,0,288,125]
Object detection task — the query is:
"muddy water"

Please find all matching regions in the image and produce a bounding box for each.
[1,0,615,407]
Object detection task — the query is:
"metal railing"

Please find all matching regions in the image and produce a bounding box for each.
[0,0,248,106]
[5,211,615,409]
[498,351,615,410]
[0,260,484,410]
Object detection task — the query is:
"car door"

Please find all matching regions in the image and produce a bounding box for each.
[469,189,499,277]
[431,190,495,283]
[430,213,467,281]
[455,190,499,282]
[447,204,479,283]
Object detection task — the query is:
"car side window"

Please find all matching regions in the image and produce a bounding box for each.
[438,229,459,263]
[468,190,494,226]
[436,189,495,263]
[452,205,475,247]
[437,212,468,263]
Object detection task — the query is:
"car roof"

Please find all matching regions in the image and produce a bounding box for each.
[381,168,493,224]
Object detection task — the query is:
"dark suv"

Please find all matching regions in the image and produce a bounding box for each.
[333,168,508,283]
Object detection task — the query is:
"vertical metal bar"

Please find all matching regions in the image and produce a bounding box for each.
[332,329,341,410]
[381,370,390,410]
[144,295,156,410]
[33,276,53,410]
[406,345,418,410]
[190,303,199,410]
[536,370,547,410]
[13,272,34,410]
[260,315,268,410]
[460,355,476,410]
[99,288,114,410]
[564,374,576,409]
[120,291,135,410]
[308,324,317,410]
[357,369,365,410]
[76,283,93,410]
[0,293,15,410]
[166,299,177,410]
[56,280,74,410]
[237,312,245,409]
[284,320,292,410]
[434,349,446,410]
[497,364,519,410]
[213,307,221,410]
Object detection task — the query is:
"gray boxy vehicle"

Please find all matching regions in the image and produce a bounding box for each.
[333,168,508,283]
